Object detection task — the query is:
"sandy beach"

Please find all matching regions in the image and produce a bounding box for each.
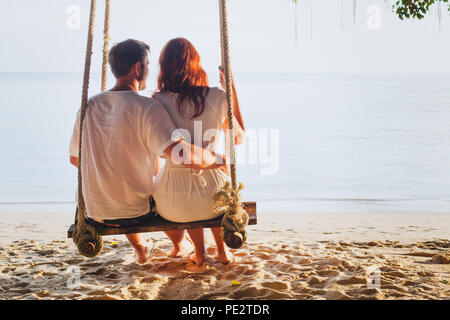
[0,211,448,300]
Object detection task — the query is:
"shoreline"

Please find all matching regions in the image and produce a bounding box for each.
[1,210,449,245]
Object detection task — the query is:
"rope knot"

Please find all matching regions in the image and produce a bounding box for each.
[212,181,248,249]
[72,218,103,258]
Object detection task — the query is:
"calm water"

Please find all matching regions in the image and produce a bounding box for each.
[1,72,450,214]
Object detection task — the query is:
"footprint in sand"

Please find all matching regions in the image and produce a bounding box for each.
[255,252,272,259]
[64,258,85,265]
[233,251,249,257]
[317,269,340,277]
[307,276,326,286]
[105,272,120,280]
[261,281,289,291]
[79,262,104,268]
[336,276,368,285]
[431,254,450,264]
[242,268,258,276]
[385,270,408,278]
[86,267,108,276]
[184,262,210,273]
[417,271,435,277]
[325,290,352,300]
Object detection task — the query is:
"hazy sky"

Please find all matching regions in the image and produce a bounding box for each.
[0,0,449,74]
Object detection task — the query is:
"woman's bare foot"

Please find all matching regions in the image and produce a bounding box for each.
[169,238,194,258]
[188,252,207,266]
[135,246,151,265]
[209,227,233,264]
[214,247,233,264]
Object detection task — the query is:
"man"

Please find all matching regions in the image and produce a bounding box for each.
[70,39,226,263]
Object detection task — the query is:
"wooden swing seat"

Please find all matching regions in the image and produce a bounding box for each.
[67,201,256,238]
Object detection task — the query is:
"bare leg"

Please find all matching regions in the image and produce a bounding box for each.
[186,228,207,266]
[211,227,232,264]
[165,230,192,257]
[126,233,150,264]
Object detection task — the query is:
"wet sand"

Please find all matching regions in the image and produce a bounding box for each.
[0,211,449,300]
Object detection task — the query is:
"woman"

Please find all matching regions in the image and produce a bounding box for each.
[152,38,245,266]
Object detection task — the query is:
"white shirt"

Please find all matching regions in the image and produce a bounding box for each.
[70,91,182,222]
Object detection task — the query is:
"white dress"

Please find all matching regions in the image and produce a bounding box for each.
[153,87,233,223]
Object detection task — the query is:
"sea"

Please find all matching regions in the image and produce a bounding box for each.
[1,72,450,214]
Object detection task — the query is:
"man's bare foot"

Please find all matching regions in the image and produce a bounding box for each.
[169,238,194,258]
[188,252,207,266]
[135,246,151,265]
[214,248,233,264]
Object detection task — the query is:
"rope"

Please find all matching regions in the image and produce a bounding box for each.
[101,0,111,91]
[72,0,103,258]
[214,0,248,249]
[218,0,237,190]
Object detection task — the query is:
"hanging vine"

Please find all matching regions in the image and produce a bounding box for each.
[287,0,448,45]
[394,0,450,20]
[438,0,443,34]
[290,0,450,20]
[295,0,299,45]
[310,0,313,41]
[290,0,300,46]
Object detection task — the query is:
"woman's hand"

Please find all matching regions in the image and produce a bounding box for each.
[219,65,234,90]
[154,157,161,176]
[219,66,226,90]
[219,65,246,133]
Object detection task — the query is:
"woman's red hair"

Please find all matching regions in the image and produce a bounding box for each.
[156,38,209,118]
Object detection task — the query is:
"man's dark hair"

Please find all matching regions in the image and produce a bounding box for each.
[108,39,150,78]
